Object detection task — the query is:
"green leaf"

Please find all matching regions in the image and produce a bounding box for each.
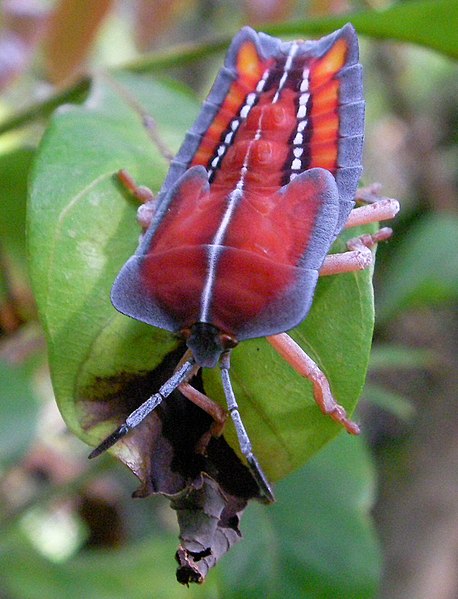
[28,72,197,446]
[28,71,375,484]
[218,433,381,598]
[376,213,458,322]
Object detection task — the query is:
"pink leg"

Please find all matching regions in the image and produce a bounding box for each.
[178,382,228,453]
[320,228,392,276]
[264,188,398,438]
[266,333,360,435]
[117,169,157,233]
[355,182,385,204]
[320,185,400,276]
[346,198,400,229]
[174,350,228,453]
[348,184,400,230]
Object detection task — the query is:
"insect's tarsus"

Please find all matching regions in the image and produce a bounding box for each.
[88,423,129,459]
[220,351,275,503]
[88,358,195,459]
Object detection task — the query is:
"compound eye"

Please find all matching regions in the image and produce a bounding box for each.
[220,333,238,350]
[180,327,192,340]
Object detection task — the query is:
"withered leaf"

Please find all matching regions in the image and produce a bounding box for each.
[81,345,265,583]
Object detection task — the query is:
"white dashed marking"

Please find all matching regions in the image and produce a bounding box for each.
[240,105,250,119]
[298,119,307,132]
[297,104,307,119]
[272,43,299,104]
[299,93,310,105]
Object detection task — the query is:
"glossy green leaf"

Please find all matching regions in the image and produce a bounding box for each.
[28,71,375,483]
[28,73,197,448]
[0,147,40,463]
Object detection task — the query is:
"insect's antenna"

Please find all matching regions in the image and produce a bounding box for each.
[88,357,196,459]
[220,352,275,503]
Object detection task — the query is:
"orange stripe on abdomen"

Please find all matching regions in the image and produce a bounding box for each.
[307,38,348,173]
[190,42,272,173]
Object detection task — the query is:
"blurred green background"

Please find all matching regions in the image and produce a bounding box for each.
[0,1,456,597]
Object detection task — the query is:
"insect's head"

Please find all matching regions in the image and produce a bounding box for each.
[182,323,238,368]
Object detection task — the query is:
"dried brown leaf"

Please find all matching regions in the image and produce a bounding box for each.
[81,346,265,582]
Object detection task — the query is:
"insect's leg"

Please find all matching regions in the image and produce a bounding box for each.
[220,352,275,503]
[178,382,228,453]
[88,358,195,459]
[321,188,399,275]
[320,228,393,276]
[117,169,157,233]
[347,192,400,230]
[117,169,155,203]
[355,182,384,204]
[266,333,361,435]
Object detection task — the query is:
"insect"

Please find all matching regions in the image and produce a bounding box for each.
[89,24,399,502]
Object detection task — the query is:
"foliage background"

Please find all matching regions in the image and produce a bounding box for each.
[0,0,456,597]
